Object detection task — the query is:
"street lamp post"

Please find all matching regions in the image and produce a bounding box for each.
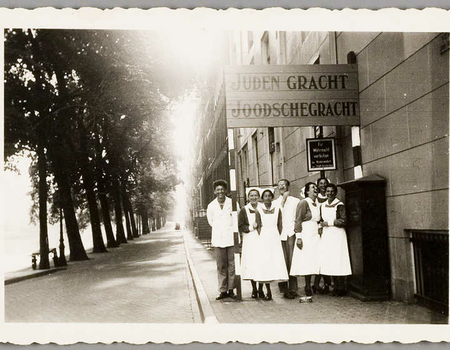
[59,206,67,266]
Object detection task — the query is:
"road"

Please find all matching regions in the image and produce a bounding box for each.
[5,225,199,323]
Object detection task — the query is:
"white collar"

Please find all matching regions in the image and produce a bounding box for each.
[324,198,341,207]
[261,202,275,211]
[245,202,259,210]
[215,197,230,206]
[305,197,318,206]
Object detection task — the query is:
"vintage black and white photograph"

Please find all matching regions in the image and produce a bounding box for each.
[1,8,449,344]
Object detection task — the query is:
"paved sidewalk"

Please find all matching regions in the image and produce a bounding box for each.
[5,226,199,323]
[184,229,448,324]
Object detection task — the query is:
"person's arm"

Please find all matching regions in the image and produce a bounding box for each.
[238,208,250,234]
[277,209,283,234]
[294,200,308,237]
[206,204,213,227]
[334,204,347,227]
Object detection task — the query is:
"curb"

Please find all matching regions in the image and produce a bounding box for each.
[183,231,219,324]
[5,267,67,285]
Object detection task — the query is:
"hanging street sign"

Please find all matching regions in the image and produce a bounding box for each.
[306,138,337,172]
[224,64,360,128]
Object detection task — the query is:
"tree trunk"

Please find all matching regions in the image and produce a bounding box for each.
[156,216,161,230]
[98,180,119,248]
[56,170,89,261]
[123,199,134,240]
[123,191,138,238]
[78,124,107,253]
[93,129,118,248]
[111,181,127,244]
[37,141,50,269]
[47,141,88,261]
[82,168,108,253]
[151,217,156,231]
[141,208,150,235]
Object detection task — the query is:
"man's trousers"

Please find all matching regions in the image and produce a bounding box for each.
[279,234,298,293]
[215,246,236,293]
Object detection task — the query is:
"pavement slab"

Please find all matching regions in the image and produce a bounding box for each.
[184,229,448,324]
[5,226,197,323]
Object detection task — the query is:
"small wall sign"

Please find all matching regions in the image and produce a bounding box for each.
[306,138,337,171]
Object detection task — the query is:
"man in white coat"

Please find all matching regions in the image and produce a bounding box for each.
[273,179,300,299]
[206,179,238,300]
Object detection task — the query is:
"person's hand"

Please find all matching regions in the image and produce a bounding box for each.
[252,222,258,230]
[296,238,303,250]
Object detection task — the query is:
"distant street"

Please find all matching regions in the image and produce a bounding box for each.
[5,225,198,323]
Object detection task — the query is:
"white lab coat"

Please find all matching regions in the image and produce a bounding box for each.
[273,195,301,241]
[206,197,239,248]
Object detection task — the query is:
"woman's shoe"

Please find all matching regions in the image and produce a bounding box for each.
[264,293,272,301]
[330,289,340,297]
[318,284,330,295]
[305,286,313,297]
[251,292,258,299]
[258,290,265,299]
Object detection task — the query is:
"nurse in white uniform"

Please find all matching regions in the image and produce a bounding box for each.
[319,183,352,296]
[255,188,289,300]
[290,182,321,301]
[238,188,262,299]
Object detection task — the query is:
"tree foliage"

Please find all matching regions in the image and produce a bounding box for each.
[5,29,185,262]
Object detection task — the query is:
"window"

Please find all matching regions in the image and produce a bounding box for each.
[268,127,275,184]
[239,144,249,188]
[268,127,275,154]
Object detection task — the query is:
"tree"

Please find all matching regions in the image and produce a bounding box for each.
[5,29,196,264]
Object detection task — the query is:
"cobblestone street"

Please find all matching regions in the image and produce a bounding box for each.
[184,230,448,325]
[4,225,448,325]
[5,226,198,323]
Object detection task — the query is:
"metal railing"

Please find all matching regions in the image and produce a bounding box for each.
[195,216,212,249]
[410,229,449,314]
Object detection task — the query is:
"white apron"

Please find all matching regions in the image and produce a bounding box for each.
[252,204,288,283]
[290,198,321,276]
[241,204,261,280]
[320,199,352,276]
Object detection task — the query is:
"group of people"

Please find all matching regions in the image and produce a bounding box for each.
[206,177,352,302]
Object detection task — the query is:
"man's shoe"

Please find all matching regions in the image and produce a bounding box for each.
[283,291,295,299]
[216,292,228,300]
[228,290,236,299]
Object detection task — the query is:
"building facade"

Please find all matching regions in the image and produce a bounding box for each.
[191,31,449,307]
